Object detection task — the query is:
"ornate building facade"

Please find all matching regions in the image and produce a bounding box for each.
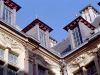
[0,0,100,75]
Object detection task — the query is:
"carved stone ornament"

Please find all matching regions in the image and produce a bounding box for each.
[0,32,25,51]
[43,56,60,70]
[67,48,98,72]
[26,49,49,68]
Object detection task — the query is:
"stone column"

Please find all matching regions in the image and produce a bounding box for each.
[4,49,9,62]
[3,48,9,75]
[0,0,4,19]
[82,66,87,75]
[46,30,50,49]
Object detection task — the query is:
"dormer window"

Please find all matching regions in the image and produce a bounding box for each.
[2,4,12,24]
[39,29,46,46]
[72,26,83,47]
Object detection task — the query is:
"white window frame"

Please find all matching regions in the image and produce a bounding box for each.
[39,29,46,46]
[2,4,12,24]
[73,26,82,47]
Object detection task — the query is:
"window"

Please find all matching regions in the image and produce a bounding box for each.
[38,66,45,75]
[8,53,18,66]
[0,48,4,59]
[0,64,3,75]
[86,61,97,75]
[39,29,46,46]
[72,26,83,47]
[7,68,17,75]
[2,5,12,24]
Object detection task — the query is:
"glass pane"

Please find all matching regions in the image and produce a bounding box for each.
[2,5,12,24]
[0,65,3,75]
[72,26,82,47]
[39,29,46,46]
[8,53,18,66]
[8,68,17,75]
[0,49,4,59]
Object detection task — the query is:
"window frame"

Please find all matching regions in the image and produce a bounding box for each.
[2,4,12,25]
[8,52,18,66]
[72,26,83,47]
[0,48,4,59]
[39,29,46,46]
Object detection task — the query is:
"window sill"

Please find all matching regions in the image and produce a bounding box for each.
[8,63,19,71]
[93,72,98,75]
[0,58,6,65]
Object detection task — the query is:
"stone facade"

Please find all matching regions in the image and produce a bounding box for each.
[0,0,100,75]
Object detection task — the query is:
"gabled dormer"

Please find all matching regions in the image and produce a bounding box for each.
[0,0,21,26]
[80,4,99,23]
[22,18,53,49]
[63,16,95,49]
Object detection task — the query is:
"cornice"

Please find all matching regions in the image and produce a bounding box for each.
[4,0,21,11]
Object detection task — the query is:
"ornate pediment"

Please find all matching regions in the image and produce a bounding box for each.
[67,50,96,72]
[26,49,49,67]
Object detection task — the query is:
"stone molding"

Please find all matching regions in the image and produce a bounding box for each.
[0,32,25,52]
[67,48,98,72]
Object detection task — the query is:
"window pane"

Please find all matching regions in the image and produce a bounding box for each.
[87,62,97,75]
[0,49,4,59]
[0,65,3,75]
[2,5,12,24]
[72,26,82,47]
[8,53,18,66]
[8,68,17,75]
[39,29,46,46]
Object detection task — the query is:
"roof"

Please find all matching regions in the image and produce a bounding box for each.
[63,16,95,31]
[4,0,21,11]
[22,19,53,33]
[0,19,40,44]
[62,30,100,58]
[80,4,100,14]
[49,36,57,43]
[52,37,71,53]
[92,16,100,28]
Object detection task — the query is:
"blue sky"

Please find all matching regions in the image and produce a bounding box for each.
[14,0,100,43]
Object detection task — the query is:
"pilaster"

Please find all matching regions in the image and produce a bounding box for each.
[46,30,50,49]
[68,29,75,49]
[4,48,9,62]
[0,0,4,19]
[12,8,16,26]
[82,66,87,75]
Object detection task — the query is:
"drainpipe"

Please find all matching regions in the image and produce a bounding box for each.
[61,60,68,75]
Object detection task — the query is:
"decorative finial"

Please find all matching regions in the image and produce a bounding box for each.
[75,13,78,18]
[36,14,38,19]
